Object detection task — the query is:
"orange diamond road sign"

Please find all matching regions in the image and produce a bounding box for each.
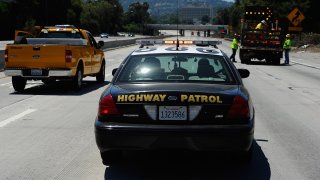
[287,8,305,26]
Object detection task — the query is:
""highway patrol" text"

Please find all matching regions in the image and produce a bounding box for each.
[117,94,222,103]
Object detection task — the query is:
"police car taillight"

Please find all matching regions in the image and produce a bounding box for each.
[65,50,72,63]
[4,49,8,62]
[226,96,250,120]
[99,95,120,116]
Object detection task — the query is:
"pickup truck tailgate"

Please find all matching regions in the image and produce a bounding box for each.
[6,45,67,68]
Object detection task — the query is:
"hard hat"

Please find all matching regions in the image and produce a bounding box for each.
[286,34,291,38]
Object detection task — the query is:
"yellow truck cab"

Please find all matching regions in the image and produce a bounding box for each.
[4,25,105,92]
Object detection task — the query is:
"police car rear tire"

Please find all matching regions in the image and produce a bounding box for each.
[238,144,253,163]
[12,76,26,92]
[101,150,122,165]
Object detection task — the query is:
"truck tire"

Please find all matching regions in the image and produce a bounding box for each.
[12,76,26,92]
[241,58,250,64]
[96,62,105,83]
[42,79,56,85]
[266,59,273,65]
[73,67,83,91]
[272,58,281,65]
[101,150,122,165]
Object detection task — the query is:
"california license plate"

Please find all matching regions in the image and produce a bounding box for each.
[159,106,187,120]
[31,69,42,76]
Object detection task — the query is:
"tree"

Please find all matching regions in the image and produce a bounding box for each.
[80,0,123,35]
[124,2,152,34]
[201,15,210,25]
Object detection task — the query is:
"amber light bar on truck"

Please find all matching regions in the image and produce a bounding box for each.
[244,6,273,21]
[136,39,222,47]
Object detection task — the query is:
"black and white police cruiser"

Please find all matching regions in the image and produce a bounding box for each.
[95,39,255,165]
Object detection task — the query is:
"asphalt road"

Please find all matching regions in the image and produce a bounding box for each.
[0,37,320,179]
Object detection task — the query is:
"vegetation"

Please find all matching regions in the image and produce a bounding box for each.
[0,0,152,40]
[123,2,153,34]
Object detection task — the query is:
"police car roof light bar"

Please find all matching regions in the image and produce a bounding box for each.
[136,39,222,48]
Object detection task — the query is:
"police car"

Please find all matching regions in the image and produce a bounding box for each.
[95,39,255,165]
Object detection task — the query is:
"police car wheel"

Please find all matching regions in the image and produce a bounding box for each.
[238,144,254,164]
[101,150,122,165]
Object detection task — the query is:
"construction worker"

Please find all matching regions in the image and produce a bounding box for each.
[229,33,240,62]
[255,20,268,30]
[283,34,292,64]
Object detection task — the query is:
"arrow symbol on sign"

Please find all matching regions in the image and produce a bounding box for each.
[292,11,301,24]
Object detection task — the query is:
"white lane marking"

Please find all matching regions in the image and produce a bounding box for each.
[0,82,12,86]
[0,109,37,128]
[292,60,320,70]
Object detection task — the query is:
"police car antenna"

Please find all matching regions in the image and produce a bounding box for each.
[176,0,179,50]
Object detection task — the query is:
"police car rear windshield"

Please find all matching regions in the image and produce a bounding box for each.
[117,54,235,83]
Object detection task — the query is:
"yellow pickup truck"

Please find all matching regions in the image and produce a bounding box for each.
[4,26,105,92]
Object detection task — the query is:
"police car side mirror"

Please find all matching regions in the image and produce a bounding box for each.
[238,69,250,78]
[112,68,118,76]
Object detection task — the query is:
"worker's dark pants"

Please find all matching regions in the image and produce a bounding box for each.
[229,49,237,62]
[284,49,290,64]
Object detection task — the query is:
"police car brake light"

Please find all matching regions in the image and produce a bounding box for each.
[226,96,249,120]
[99,95,120,116]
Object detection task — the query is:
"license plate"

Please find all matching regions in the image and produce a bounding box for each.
[31,69,42,76]
[159,106,187,120]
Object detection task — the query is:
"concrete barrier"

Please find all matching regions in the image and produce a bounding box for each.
[101,39,137,50]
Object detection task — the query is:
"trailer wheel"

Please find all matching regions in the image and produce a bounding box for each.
[12,76,26,92]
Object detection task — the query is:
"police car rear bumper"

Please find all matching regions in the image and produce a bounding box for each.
[95,118,254,153]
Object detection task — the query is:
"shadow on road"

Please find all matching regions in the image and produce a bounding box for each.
[104,141,270,180]
[241,60,290,66]
[10,80,110,96]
